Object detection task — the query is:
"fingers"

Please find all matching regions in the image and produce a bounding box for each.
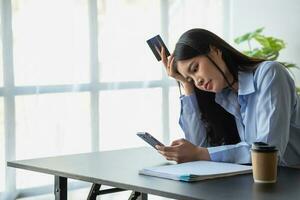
[156,139,197,163]
[171,138,185,146]
[161,48,168,67]
[166,53,174,67]
[157,149,180,162]
[167,55,175,73]
[158,48,186,84]
[155,45,166,64]
[157,150,182,163]
[156,145,177,152]
[157,46,176,76]
[169,56,177,75]
[165,156,178,162]
[166,55,179,80]
[157,150,176,157]
[155,45,161,56]
[160,47,174,70]
[156,145,179,160]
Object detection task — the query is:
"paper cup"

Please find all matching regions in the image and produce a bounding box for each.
[251,142,278,183]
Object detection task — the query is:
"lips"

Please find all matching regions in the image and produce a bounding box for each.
[204,80,212,90]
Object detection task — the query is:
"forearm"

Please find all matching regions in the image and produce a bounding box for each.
[179,94,208,147]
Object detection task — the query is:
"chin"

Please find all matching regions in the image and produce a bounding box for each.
[214,89,222,93]
[212,86,223,93]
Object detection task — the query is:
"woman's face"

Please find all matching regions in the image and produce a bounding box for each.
[176,47,234,93]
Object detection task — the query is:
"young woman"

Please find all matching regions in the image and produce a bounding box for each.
[156,28,300,166]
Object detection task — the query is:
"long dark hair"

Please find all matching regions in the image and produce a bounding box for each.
[173,28,265,146]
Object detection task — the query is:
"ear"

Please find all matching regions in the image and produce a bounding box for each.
[209,45,222,57]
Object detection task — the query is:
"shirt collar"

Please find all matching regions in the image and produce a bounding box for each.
[215,70,256,103]
[238,71,256,95]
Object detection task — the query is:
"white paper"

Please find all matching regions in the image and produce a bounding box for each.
[139,161,252,182]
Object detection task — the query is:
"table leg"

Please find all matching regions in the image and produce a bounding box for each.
[54,176,68,200]
[87,183,126,199]
[129,191,148,200]
[87,183,101,200]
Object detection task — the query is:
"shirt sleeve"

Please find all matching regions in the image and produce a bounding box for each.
[208,62,295,165]
[207,142,251,163]
[179,93,208,147]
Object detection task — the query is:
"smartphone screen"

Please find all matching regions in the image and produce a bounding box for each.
[137,132,165,149]
[146,35,170,61]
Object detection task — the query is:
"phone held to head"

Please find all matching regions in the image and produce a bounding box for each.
[146,35,170,61]
[137,132,165,150]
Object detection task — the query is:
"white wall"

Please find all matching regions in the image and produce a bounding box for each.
[229,0,300,86]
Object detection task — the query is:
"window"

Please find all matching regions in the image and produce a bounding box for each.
[0,99,4,192]
[0,1,5,192]
[169,87,184,141]
[16,93,91,160]
[99,88,162,151]
[1,0,226,198]
[97,0,166,152]
[16,93,91,188]
[0,12,3,87]
[97,0,162,82]
[12,0,90,86]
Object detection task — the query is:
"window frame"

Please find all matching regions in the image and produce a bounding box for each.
[0,0,174,197]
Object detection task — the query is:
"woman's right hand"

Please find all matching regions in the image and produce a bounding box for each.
[159,47,194,95]
[159,47,186,84]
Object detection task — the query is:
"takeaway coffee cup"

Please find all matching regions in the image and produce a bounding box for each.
[251,142,278,183]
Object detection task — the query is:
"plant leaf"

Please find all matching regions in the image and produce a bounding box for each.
[234,33,251,44]
[281,62,299,69]
[268,37,285,51]
[235,27,299,90]
[254,35,270,48]
[234,27,264,44]
[297,87,300,95]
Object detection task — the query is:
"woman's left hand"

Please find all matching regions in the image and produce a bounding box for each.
[156,139,211,163]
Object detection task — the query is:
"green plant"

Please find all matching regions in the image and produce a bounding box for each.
[234,27,300,94]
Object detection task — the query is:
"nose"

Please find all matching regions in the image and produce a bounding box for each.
[195,78,205,87]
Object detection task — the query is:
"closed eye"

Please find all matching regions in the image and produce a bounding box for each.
[191,64,198,73]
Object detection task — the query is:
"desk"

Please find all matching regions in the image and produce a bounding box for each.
[7,147,300,200]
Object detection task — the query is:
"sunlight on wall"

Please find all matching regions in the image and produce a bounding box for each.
[168,0,225,50]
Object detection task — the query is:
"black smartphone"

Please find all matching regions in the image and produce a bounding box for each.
[137,132,165,149]
[146,35,170,61]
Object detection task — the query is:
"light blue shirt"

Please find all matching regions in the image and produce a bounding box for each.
[179,61,300,166]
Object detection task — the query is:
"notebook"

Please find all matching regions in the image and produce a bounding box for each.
[139,161,252,182]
